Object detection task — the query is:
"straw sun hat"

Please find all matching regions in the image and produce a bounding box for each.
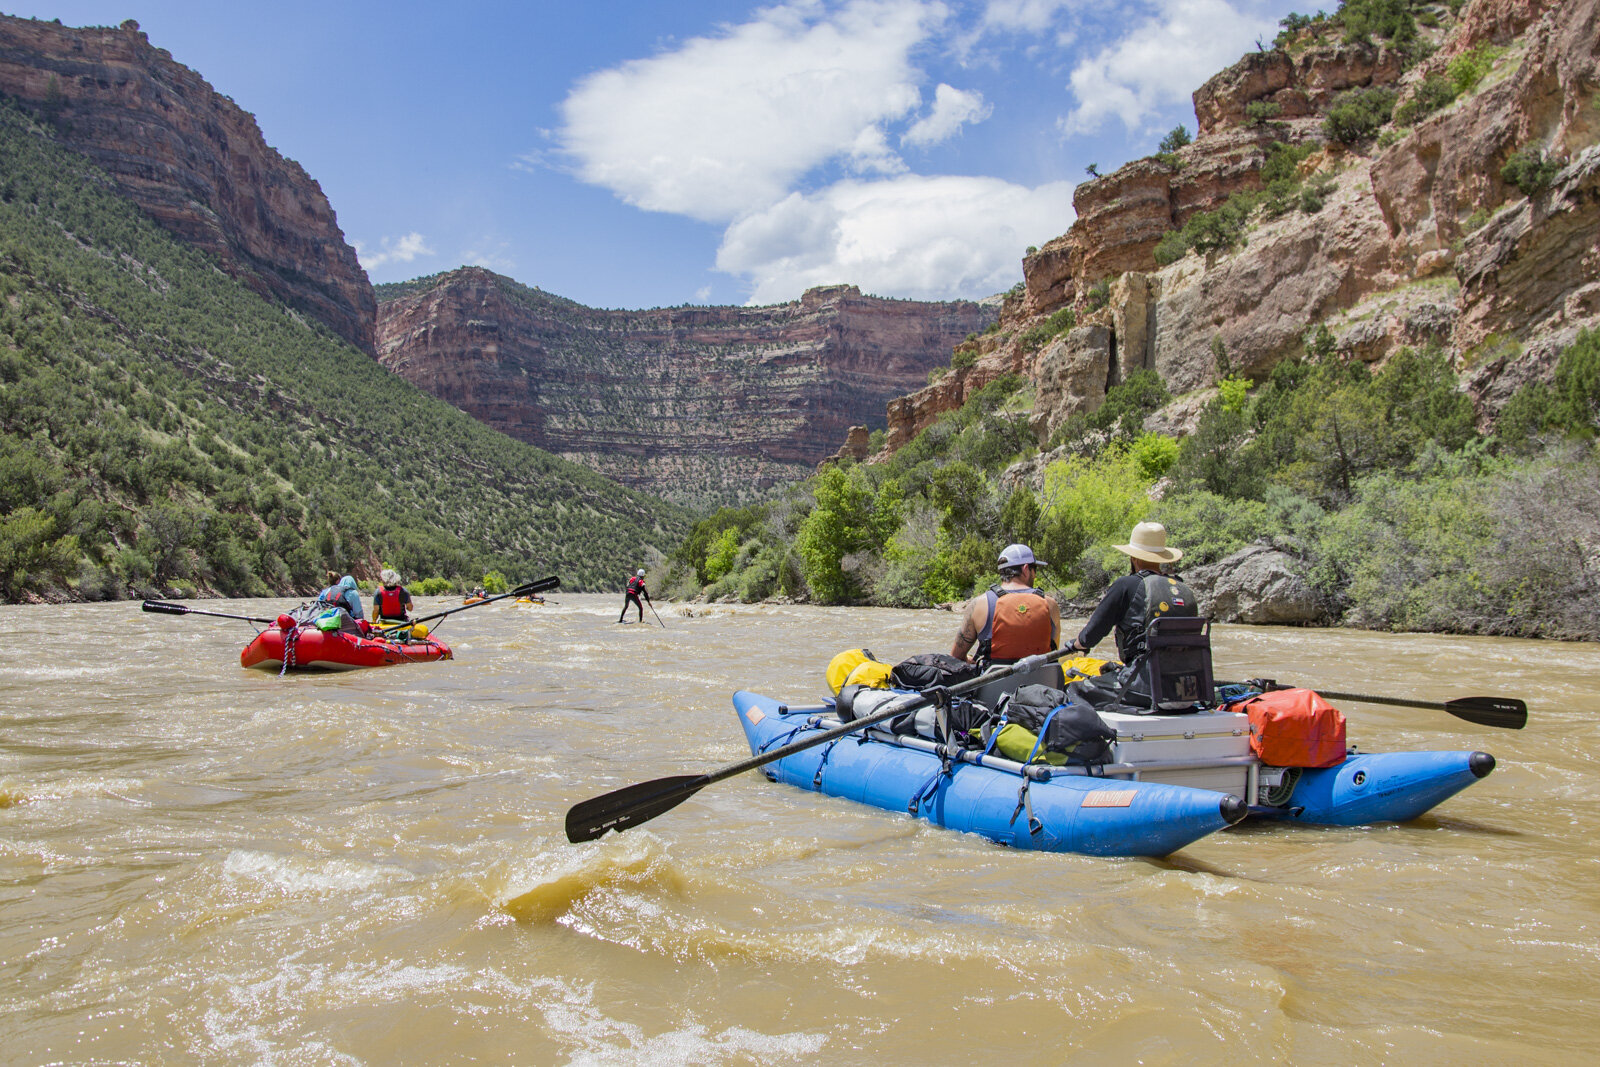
[1114,522,1183,564]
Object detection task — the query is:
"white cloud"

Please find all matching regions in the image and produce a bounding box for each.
[716,174,1073,303]
[1060,0,1279,135]
[461,240,517,274]
[557,0,946,223]
[356,232,433,271]
[903,84,991,146]
[981,0,1080,32]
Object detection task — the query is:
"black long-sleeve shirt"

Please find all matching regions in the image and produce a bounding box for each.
[1075,571,1158,663]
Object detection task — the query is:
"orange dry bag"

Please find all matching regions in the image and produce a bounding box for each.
[1240,688,1347,768]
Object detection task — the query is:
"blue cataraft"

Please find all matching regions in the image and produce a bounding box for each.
[731,690,1497,859]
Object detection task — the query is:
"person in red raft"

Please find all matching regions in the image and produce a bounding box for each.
[618,568,651,624]
[370,568,413,624]
[951,544,1062,664]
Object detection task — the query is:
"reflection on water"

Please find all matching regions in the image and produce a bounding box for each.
[2,596,1598,1063]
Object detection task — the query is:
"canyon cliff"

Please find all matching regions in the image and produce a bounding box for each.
[375,269,996,504]
[0,14,374,353]
[862,0,1599,456]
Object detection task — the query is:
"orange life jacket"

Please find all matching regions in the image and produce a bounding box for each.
[981,587,1054,663]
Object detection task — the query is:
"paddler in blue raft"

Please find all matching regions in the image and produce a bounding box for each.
[951,543,1061,665]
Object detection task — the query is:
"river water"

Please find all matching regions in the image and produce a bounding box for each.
[2,595,1597,1063]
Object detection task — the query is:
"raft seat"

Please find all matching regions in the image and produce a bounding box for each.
[969,660,1065,709]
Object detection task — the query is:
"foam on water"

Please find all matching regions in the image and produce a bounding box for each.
[222,849,414,897]
[489,833,687,923]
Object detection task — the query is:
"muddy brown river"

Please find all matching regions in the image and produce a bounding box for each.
[2,596,1597,1063]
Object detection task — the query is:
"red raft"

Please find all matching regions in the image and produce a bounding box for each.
[240,624,453,671]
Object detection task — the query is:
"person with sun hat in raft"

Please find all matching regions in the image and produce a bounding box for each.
[1065,521,1198,706]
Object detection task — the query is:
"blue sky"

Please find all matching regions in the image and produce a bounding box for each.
[8,1,1302,308]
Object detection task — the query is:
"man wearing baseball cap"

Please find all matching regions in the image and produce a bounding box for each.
[1067,521,1193,664]
[951,543,1061,665]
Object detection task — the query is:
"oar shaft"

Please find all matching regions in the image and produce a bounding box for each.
[712,653,1072,784]
[141,600,277,624]
[378,576,559,633]
[566,648,1074,842]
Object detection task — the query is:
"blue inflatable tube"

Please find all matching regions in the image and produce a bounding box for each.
[733,691,1246,858]
[1264,749,1496,824]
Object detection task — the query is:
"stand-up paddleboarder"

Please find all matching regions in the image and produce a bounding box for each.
[618,568,651,623]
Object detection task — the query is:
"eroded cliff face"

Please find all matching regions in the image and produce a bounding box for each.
[0,15,375,352]
[376,269,995,503]
[869,0,1599,454]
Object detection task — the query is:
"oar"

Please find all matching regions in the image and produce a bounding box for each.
[1226,680,1526,730]
[566,647,1073,843]
[375,576,560,635]
[648,600,666,629]
[142,600,279,625]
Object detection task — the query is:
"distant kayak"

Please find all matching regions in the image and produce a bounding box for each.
[463,596,488,605]
[514,596,544,605]
[241,626,452,671]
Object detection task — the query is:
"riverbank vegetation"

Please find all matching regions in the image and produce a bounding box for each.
[665,329,1600,641]
[0,100,687,602]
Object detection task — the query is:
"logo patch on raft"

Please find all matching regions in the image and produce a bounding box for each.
[1080,789,1137,808]
[745,707,766,725]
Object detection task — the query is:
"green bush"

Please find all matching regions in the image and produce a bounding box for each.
[1501,147,1562,197]
[1261,141,1315,184]
[1395,75,1457,126]
[1495,329,1600,448]
[1018,307,1076,353]
[1323,87,1397,144]
[1245,101,1283,127]
[1159,125,1192,153]
[1049,368,1171,454]
[1447,43,1503,96]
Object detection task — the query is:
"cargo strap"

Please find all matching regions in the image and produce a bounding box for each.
[757,724,810,755]
[1022,705,1066,765]
[812,739,843,790]
[1009,778,1043,837]
[908,742,958,817]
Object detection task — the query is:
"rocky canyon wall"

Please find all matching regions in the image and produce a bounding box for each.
[376,269,996,504]
[864,0,1599,457]
[0,14,374,353]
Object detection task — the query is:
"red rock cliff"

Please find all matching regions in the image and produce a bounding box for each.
[865,0,1599,455]
[376,269,996,503]
[0,15,375,353]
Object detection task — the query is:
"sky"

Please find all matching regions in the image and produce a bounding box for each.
[6,1,1304,309]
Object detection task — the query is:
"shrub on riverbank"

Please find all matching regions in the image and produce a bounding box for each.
[666,327,1600,640]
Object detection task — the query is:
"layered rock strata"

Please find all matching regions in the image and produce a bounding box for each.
[377,270,995,503]
[0,15,374,352]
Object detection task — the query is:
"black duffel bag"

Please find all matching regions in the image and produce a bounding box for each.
[998,683,1117,765]
[891,652,981,691]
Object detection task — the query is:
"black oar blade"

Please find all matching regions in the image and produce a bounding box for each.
[1446,696,1527,731]
[515,576,561,597]
[141,600,189,615]
[565,773,708,843]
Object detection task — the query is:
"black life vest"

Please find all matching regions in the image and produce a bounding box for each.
[627,576,646,596]
[1118,572,1198,662]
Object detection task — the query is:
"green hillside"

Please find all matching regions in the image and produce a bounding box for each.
[0,99,689,601]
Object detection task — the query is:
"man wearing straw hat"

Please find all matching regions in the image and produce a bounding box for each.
[1066,521,1194,666]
